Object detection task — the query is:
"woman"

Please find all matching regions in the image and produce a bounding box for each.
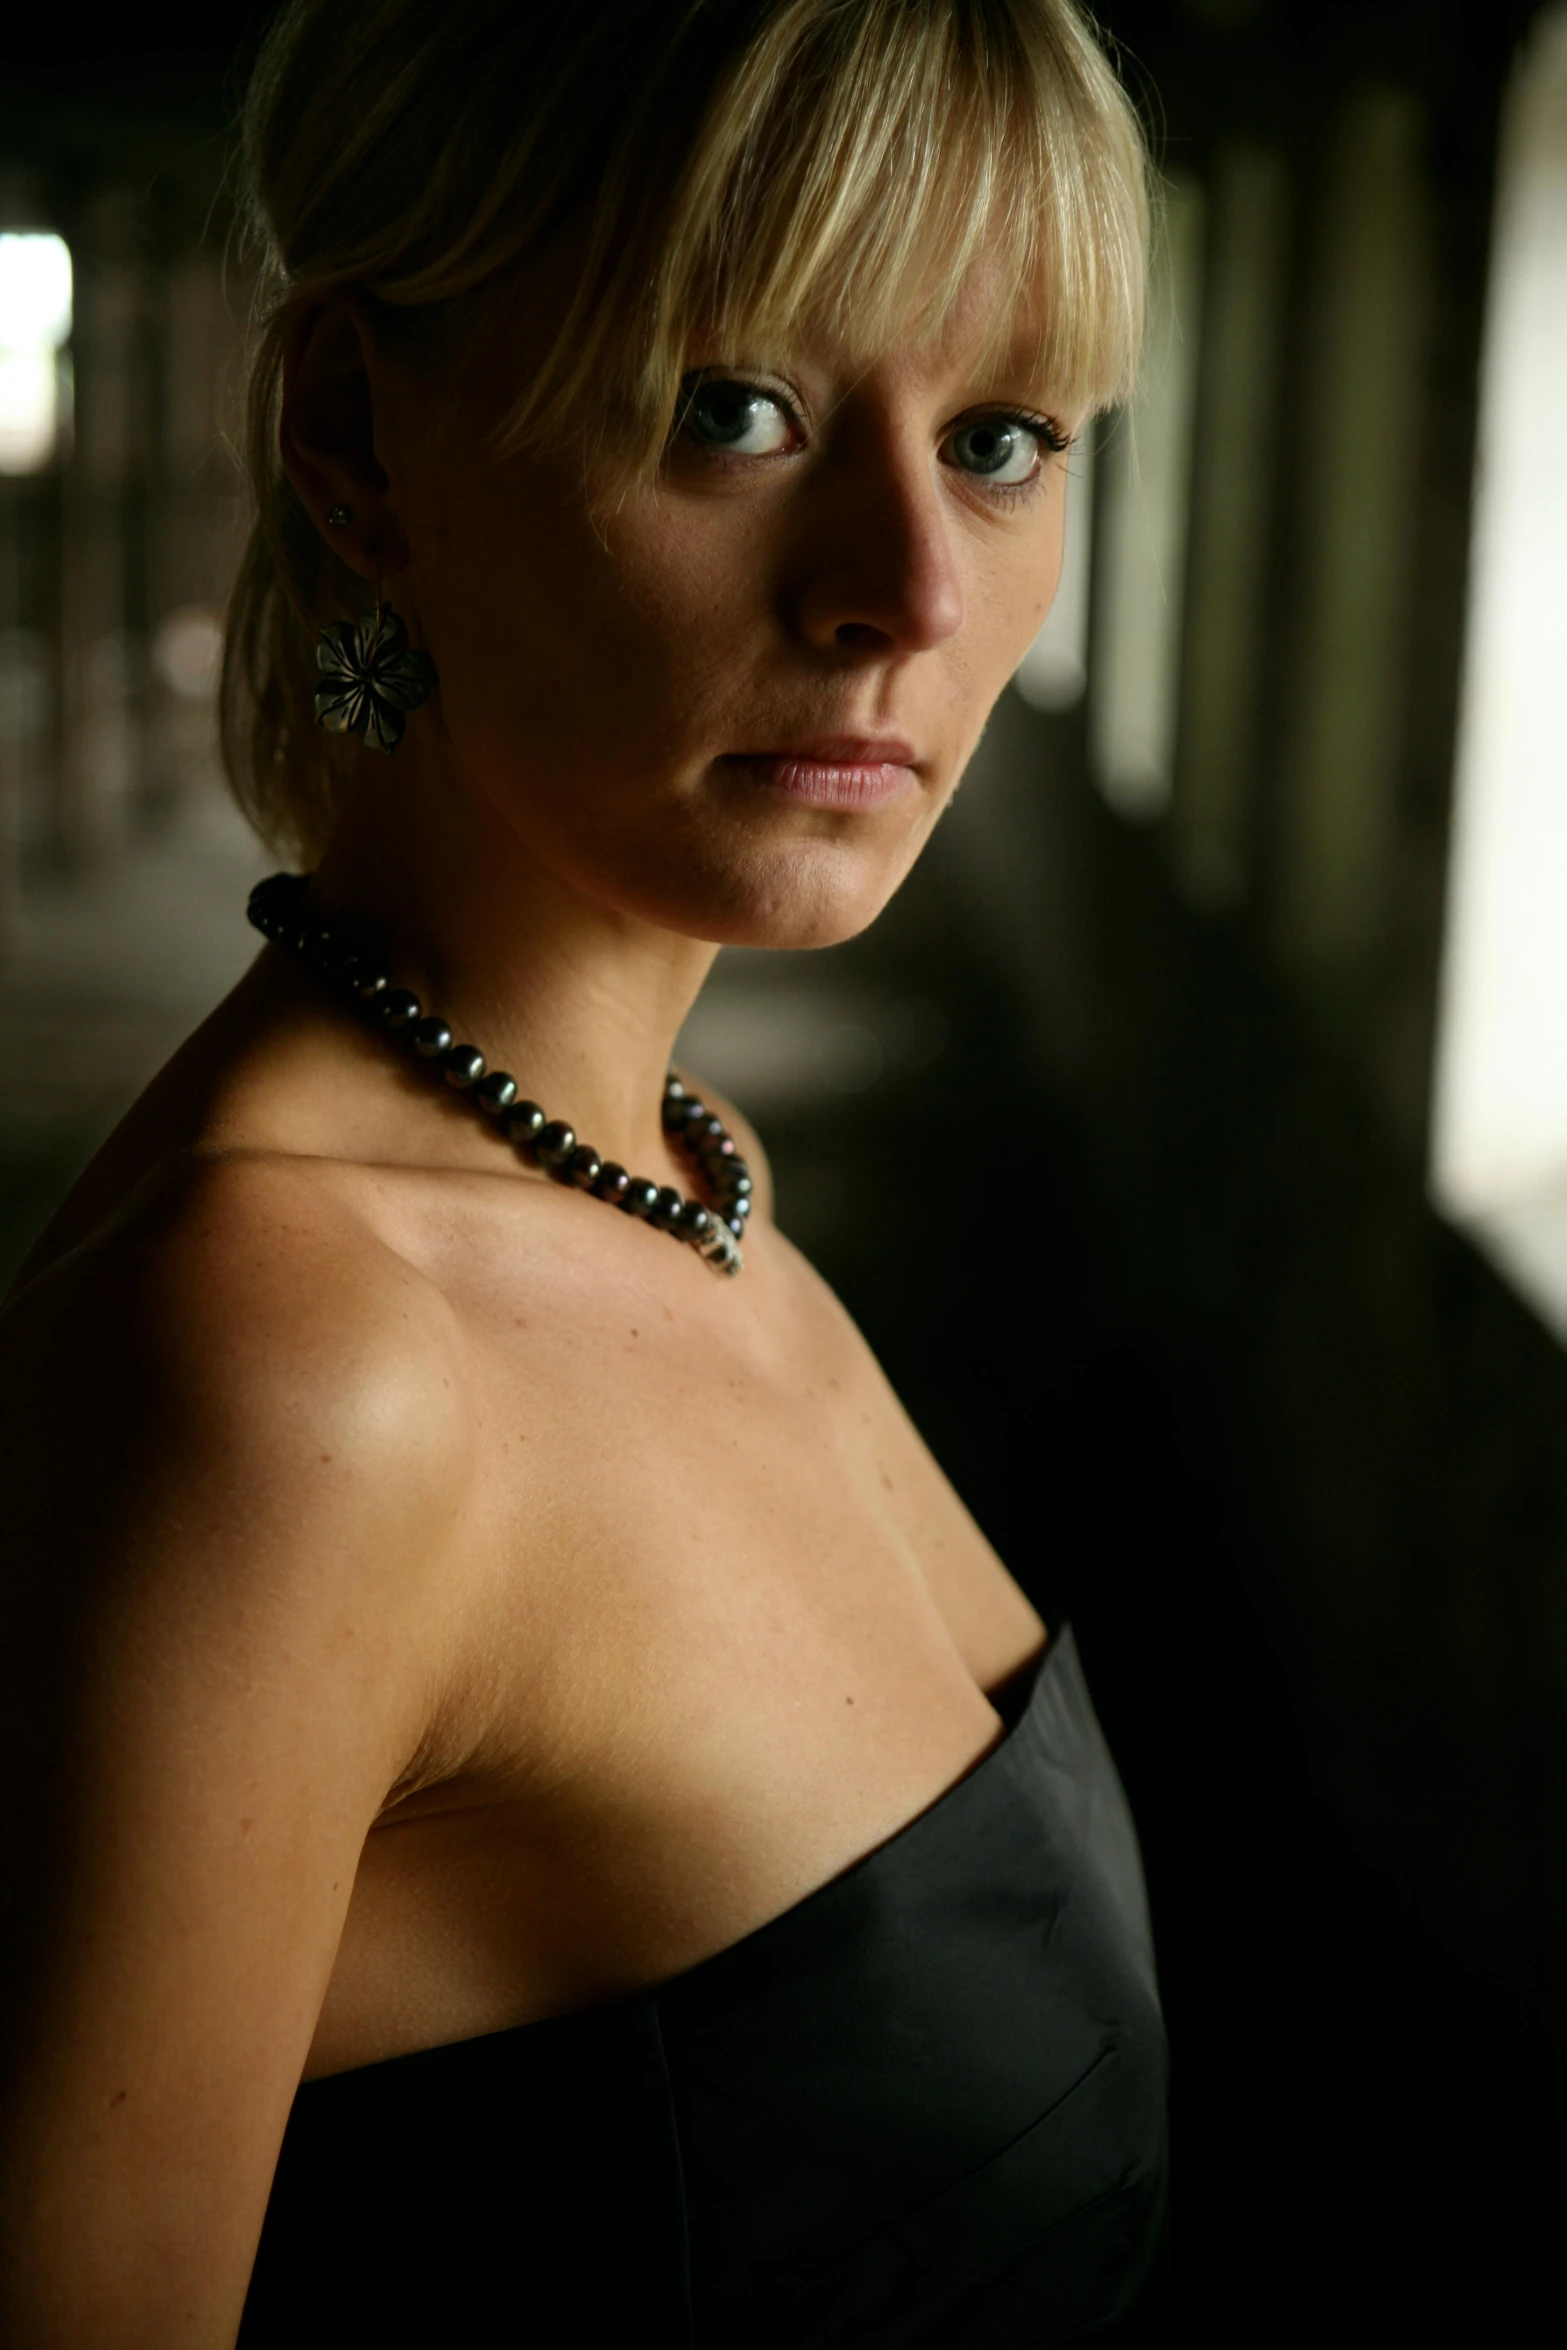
[0,2,1163,2342]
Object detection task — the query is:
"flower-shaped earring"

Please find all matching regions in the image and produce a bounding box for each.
[314,600,437,754]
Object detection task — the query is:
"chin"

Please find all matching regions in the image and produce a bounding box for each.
[588,823,915,953]
[709,897,883,952]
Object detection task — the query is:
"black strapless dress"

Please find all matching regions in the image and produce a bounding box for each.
[239,1626,1167,2346]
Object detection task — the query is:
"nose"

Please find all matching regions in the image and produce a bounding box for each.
[787,432,965,659]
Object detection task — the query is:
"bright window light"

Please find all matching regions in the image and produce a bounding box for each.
[0,234,72,349]
[1431,5,1567,1330]
[0,231,73,474]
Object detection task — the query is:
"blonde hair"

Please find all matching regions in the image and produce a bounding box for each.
[221,0,1152,860]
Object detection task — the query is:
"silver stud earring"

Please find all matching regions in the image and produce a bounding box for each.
[326,505,352,528]
[314,586,436,755]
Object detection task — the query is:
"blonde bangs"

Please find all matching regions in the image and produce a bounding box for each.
[502,0,1149,471]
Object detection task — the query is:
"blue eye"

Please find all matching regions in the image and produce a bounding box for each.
[947,418,1042,486]
[682,379,794,456]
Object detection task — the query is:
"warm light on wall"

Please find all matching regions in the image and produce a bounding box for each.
[0,232,73,474]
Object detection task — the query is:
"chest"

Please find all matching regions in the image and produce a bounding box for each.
[440,1211,1035,1755]
[312,1201,1043,2069]
[372,1202,1042,1860]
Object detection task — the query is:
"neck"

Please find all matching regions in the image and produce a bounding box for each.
[309,746,719,1178]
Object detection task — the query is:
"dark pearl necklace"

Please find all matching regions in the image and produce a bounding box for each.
[246,873,749,1278]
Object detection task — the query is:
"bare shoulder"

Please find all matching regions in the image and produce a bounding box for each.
[670,1064,775,1220]
[0,1149,474,1630]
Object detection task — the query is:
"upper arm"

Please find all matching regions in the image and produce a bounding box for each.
[0,1162,469,2347]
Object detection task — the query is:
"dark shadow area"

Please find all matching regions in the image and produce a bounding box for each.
[756,720,1567,2332]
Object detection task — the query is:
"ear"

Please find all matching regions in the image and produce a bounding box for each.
[279,297,411,581]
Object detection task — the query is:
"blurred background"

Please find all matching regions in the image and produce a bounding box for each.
[4,0,1566,2333]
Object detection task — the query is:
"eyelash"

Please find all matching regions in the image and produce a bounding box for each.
[676,375,1073,501]
[964,409,1074,507]
[1032,412,1075,456]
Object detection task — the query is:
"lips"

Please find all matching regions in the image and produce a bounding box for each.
[721,736,920,810]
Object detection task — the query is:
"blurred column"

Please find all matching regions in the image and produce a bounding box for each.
[1274,88,1432,990]
[1172,142,1291,911]
[1088,173,1207,821]
[0,488,61,945]
[57,186,149,867]
[147,247,243,817]
[0,480,20,947]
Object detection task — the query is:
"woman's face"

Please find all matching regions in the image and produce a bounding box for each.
[347,278,1078,951]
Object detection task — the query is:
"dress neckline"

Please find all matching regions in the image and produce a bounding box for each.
[302,1626,1071,2091]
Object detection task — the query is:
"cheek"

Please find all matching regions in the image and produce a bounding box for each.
[999,489,1067,652]
[591,495,787,701]
[417,471,762,767]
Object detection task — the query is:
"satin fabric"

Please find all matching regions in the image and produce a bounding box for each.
[240,1625,1167,2345]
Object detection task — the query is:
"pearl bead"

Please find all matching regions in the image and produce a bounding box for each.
[319,935,357,979]
[475,1072,518,1115]
[564,1143,602,1188]
[413,1016,453,1058]
[622,1179,659,1218]
[649,1186,685,1232]
[501,1100,545,1147]
[535,1120,576,1169]
[442,1044,486,1089]
[380,989,420,1030]
[593,1162,631,1204]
